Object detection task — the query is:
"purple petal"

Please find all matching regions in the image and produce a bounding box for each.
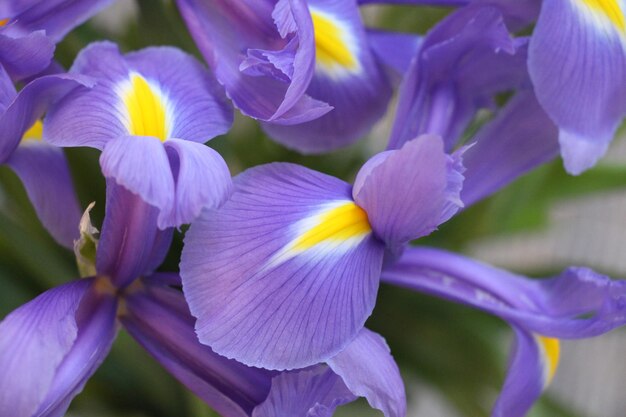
[97,181,172,288]
[253,366,356,417]
[353,135,463,248]
[327,329,406,417]
[0,72,93,163]
[0,30,54,81]
[461,90,559,207]
[34,284,118,417]
[0,279,115,417]
[122,281,273,417]
[181,163,385,370]
[387,5,524,151]
[381,247,626,338]
[6,142,81,248]
[176,0,331,125]
[366,29,423,77]
[0,64,16,111]
[162,139,232,227]
[491,326,557,417]
[528,0,626,174]
[100,135,175,229]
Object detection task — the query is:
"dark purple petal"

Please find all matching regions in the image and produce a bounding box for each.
[253,366,356,417]
[0,72,94,163]
[528,0,626,174]
[387,5,524,151]
[96,181,171,288]
[327,329,406,417]
[461,90,559,207]
[0,30,54,81]
[366,29,423,77]
[176,0,331,125]
[99,135,175,230]
[353,135,463,248]
[381,247,626,338]
[6,142,81,248]
[181,163,385,370]
[122,281,273,417]
[163,139,232,227]
[491,326,555,417]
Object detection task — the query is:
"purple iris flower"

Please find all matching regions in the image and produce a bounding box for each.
[0,181,406,417]
[381,247,626,417]
[0,63,90,247]
[180,134,465,370]
[44,41,233,229]
[0,0,113,80]
[175,0,419,153]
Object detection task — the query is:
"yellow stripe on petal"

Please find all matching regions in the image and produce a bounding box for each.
[579,0,626,32]
[535,335,560,387]
[310,9,361,77]
[120,73,172,142]
[268,201,371,268]
[21,120,43,142]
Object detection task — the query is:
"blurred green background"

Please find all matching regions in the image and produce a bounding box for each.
[1,1,625,417]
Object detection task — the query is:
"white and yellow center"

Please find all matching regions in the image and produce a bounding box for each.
[118,73,173,142]
[268,201,371,268]
[310,9,361,77]
[576,0,626,34]
[535,334,561,388]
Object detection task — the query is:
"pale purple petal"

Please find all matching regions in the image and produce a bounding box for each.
[162,139,232,227]
[327,329,406,417]
[6,142,81,248]
[353,135,462,247]
[381,247,626,338]
[528,0,626,174]
[253,366,356,417]
[181,163,385,370]
[366,29,423,77]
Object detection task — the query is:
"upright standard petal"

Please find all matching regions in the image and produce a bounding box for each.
[460,90,559,207]
[7,141,81,248]
[0,280,91,417]
[262,0,393,153]
[96,181,172,288]
[492,326,560,417]
[381,247,626,339]
[528,0,626,174]
[122,280,274,417]
[387,5,524,151]
[0,30,53,81]
[181,163,385,370]
[353,135,463,248]
[253,367,356,417]
[327,329,406,417]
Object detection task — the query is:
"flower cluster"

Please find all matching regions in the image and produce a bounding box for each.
[1,1,625,417]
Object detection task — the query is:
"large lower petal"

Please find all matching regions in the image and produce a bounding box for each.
[461,90,559,207]
[0,279,117,417]
[327,329,406,417]
[528,0,626,174]
[492,326,559,417]
[122,280,273,417]
[162,139,232,227]
[353,135,463,248]
[6,142,81,248]
[100,135,175,229]
[253,366,356,417]
[96,181,172,288]
[381,247,626,338]
[181,163,385,370]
